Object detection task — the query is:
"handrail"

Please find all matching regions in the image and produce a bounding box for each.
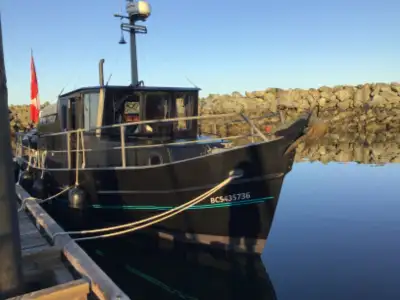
[18,134,261,154]
[16,111,281,140]
[39,112,241,138]
[239,113,268,141]
[14,111,284,170]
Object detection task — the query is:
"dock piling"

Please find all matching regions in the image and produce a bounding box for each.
[0,15,24,298]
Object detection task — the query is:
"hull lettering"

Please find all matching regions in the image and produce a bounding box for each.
[210,192,251,204]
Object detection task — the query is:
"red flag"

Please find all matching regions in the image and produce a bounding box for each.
[30,50,40,123]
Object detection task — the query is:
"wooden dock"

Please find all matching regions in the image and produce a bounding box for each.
[6,184,130,300]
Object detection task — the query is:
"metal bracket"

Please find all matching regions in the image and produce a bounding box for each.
[121,23,147,34]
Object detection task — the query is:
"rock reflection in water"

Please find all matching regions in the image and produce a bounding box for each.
[293,131,400,164]
[82,237,278,300]
[213,121,400,164]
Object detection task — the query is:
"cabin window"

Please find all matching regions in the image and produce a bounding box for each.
[145,93,169,120]
[174,93,194,131]
[39,114,57,124]
[39,103,58,125]
[83,93,100,130]
[123,98,140,122]
[58,98,68,130]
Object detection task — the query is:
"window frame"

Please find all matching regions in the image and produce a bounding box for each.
[83,92,100,131]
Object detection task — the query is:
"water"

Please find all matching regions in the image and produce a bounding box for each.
[74,160,400,300]
[263,162,400,300]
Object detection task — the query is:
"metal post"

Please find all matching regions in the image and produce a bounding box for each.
[120,125,126,167]
[129,16,139,86]
[75,130,80,186]
[239,113,269,142]
[0,15,24,298]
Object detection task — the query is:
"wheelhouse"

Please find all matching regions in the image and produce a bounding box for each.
[38,85,200,143]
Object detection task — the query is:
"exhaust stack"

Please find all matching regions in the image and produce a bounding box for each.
[99,59,105,86]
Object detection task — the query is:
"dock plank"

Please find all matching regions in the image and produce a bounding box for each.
[16,210,77,297]
[15,184,130,300]
[18,209,52,256]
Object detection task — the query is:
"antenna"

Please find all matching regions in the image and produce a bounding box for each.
[185,76,200,89]
[106,73,113,86]
[58,87,65,96]
[57,81,72,96]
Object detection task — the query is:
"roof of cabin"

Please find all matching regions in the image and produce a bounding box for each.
[59,85,201,98]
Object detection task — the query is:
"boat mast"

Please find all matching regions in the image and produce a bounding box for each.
[115,0,151,86]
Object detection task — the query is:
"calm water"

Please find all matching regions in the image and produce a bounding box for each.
[74,161,400,300]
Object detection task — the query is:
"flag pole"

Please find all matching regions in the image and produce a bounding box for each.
[0,14,24,298]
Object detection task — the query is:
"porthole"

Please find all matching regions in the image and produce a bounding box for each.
[149,153,163,165]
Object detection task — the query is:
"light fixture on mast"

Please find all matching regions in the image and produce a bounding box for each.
[114,1,151,44]
[114,1,151,86]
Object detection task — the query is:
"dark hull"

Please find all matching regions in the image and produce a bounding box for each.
[22,117,309,255]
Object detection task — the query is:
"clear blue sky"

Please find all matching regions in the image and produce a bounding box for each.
[1,0,399,105]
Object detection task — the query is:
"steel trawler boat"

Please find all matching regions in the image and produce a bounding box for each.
[16,0,313,255]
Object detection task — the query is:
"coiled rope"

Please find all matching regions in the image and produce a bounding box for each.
[53,171,241,242]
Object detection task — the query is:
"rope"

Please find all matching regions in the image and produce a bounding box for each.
[80,130,86,168]
[17,185,74,212]
[26,148,33,171]
[53,172,241,242]
[40,150,47,179]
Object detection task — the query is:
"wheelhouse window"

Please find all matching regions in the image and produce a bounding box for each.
[39,114,56,124]
[39,103,58,125]
[145,92,170,120]
[174,92,194,131]
[122,94,141,135]
[58,97,68,130]
[84,93,100,130]
[124,101,140,122]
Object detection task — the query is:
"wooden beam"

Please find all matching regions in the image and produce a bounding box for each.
[6,278,89,300]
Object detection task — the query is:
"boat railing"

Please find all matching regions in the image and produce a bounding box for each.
[15,112,282,171]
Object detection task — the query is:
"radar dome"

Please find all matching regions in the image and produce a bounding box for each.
[126,1,151,19]
[137,1,151,17]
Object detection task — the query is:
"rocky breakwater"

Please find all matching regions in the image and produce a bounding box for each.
[199,82,400,137]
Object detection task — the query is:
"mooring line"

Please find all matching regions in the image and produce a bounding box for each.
[52,171,241,242]
[17,185,73,212]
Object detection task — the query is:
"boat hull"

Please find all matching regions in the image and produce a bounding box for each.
[20,116,310,255]
[25,137,294,255]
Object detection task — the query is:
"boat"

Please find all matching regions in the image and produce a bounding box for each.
[15,0,313,255]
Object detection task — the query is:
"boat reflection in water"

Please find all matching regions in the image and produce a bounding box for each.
[82,236,278,300]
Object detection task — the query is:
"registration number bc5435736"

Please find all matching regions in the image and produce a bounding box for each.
[210,192,251,204]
